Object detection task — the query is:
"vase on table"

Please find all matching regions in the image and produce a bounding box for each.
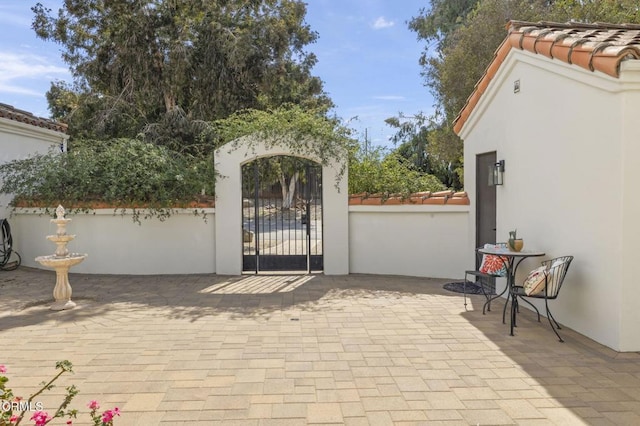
[508,238,524,252]
[508,229,523,252]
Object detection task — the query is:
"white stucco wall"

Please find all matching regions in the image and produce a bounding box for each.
[0,118,67,218]
[215,136,349,275]
[11,204,469,280]
[11,208,216,275]
[619,61,640,351]
[459,50,640,351]
[349,205,470,279]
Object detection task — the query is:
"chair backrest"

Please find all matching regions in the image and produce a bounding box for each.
[541,256,574,298]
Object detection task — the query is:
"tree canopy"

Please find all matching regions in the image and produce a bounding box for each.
[385,113,461,189]
[408,0,480,52]
[32,0,332,140]
[10,2,454,216]
[348,146,446,197]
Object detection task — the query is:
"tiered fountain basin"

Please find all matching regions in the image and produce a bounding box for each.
[35,205,87,311]
[35,254,87,269]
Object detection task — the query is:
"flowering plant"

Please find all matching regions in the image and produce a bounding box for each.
[87,401,120,426]
[0,361,120,425]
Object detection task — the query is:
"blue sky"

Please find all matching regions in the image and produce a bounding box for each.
[0,1,434,148]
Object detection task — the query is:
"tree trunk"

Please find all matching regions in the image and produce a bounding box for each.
[280,171,299,209]
[164,92,177,113]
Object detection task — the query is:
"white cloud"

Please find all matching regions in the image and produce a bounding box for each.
[0,52,68,79]
[0,52,68,97]
[371,16,394,30]
[0,84,43,97]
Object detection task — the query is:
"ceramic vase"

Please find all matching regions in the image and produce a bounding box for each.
[508,238,524,252]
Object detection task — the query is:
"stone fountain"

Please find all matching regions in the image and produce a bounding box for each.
[35,205,87,311]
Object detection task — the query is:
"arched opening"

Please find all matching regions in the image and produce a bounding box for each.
[214,136,348,276]
[241,156,323,273]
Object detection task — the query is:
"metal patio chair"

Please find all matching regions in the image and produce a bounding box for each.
[463,243,508,312]
[511,256,574,342]
[1,218,21,271]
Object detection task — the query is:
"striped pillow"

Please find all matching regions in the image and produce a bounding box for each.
[523,266,549,296]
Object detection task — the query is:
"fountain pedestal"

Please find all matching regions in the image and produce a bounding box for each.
[35,205,87,311]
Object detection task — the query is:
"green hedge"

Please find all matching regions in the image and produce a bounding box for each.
[348,149,447,196]
[0,138,215,216]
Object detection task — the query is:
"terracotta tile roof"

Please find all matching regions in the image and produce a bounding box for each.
[453,20,640,135]
[0,103,68,134]
[348,191,469,206]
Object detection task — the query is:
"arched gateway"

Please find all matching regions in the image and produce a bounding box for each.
[241,156,323,273]
[214,136,349,275]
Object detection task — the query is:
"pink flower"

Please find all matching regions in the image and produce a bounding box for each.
[101,407,120,423]
[87,400,100,410]
[0,364,6,373]
[66,421,73,425]
[10,415,19,423]
[30,411,51,426]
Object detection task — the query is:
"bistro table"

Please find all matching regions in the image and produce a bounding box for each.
[477,246,545,336]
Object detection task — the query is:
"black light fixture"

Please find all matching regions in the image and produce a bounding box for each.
[488,160,505,186]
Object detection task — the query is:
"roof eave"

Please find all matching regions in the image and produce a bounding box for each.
[453,20,640,136]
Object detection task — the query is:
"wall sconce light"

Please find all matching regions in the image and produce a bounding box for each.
[488,160,505,186]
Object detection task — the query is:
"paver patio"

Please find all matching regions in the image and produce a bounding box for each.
[1,268,639,425]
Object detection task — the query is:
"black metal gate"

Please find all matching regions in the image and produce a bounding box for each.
[242,156,323,273]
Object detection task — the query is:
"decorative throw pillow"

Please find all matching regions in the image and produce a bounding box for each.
[547,258,564,280]
[544,258,566,291]
[523,266,549,296]
[479,244,507,276]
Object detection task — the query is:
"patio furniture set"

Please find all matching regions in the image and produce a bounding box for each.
[464,243,573,342]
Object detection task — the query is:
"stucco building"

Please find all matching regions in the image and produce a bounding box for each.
[455,21,640,351]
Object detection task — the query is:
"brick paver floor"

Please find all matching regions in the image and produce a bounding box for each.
[1,268,639,425]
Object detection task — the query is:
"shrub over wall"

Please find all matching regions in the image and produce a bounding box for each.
[349,148,447,197]
[0,138,215,221]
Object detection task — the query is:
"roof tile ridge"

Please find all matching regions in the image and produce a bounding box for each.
[545,32,573,60]
[532,28,558,58]
[511,20,640,32]
[453,38,511,134]
[564,37,594,65]
[0,103,68,133]
[584,41,615,72]
[592,45,640,77]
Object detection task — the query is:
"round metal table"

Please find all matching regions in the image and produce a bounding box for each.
[478,247,545,336]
